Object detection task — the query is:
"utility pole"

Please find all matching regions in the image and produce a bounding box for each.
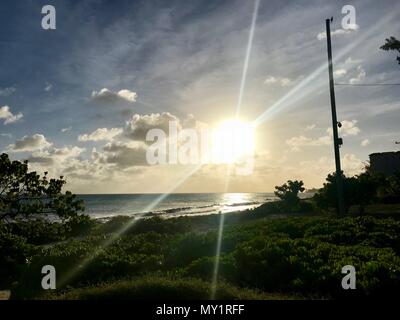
[326,18,345,216]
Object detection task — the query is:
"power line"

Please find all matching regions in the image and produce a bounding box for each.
[335,82,400,86]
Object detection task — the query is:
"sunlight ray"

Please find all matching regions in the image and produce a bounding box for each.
[58,164,203,287]
[210,165,233,299]
[236,0,261,117]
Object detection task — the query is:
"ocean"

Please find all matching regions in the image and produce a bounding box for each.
[77,193,277,219]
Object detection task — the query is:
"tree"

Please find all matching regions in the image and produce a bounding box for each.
[274,180,305,207]
[0,153,84,222]
[314,172,381,214]
[380,36,400,65]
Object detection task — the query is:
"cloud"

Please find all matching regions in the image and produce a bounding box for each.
[124,112,180,141]
[317,28,356,40]
[344,57,363,65]
[286,135,331,151]
[334,69,347,78]
[0,105,23,124]
[25,112,206,187]
[264,76,292,86]
[305,124,316,131]
[44,83,53,92]
[28,146,85,165]
[334,59,366,84]
[91,88,137,104]
[299,153,363,177]
[326,120,361,137]
[0,87,16,97]
[339,120,361,136]
[7,134,52,152]
[0,133,12,138]
[61,127,72,133]
[287,120,360,151]
[342,153,364,174]
[93,141,148,168]
[349,66,366,84]
[361,139,370,147]
[78,127,123,142]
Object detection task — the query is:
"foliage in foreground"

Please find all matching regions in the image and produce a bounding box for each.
[41,276,290,300]
[7,213,400,299]
[0,153,84,222]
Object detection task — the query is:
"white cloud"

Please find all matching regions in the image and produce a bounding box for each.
[345,57,363,65]
[326,120,361,137]
[0,105,23,124]
[342,153,364,175]
[299,153,363,177]
[334,69,347,78]
[305,124,316,131]
[61,127,72,133]
[44,83,53,92]
[287,120,360,151]
[349,66,366,84]
[117,89,137,102]
[51,146,85,159]
[286,134,331,151]
[7,134,52,152]
[28,146,85,165]
[361,139,370,147]
[78,127,123,142]
[339,120,361,136]
[264,76,292,86]
[91,88,137,104]
[317,28,355,40]
[0,87,16,97]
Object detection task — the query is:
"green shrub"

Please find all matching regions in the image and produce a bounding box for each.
[41,276,289,300]
[0,227,33,287]
[64,215,96,237]
[4,219,64,245]
[182,255,237,282]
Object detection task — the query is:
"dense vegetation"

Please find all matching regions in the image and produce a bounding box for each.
[2,211,399,299]
[1,153,400,300]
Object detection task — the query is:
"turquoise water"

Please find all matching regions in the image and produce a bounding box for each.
[77,193,276,219]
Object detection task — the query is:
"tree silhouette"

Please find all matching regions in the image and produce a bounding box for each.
[274,180,305,207]
[380,36,400,65]
[0,153,84,222]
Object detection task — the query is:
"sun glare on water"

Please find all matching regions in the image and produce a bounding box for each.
[212,119,255,164]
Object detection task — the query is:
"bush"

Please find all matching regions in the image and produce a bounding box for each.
[40,276,287,300]
[0,226,32,287]
[64,215,96,237]
[182,255,237,282]
[8,213,400,299]
[232,235,400,297]
[5,219,64,245]
[314,171,398,213]
[251,200,314,217]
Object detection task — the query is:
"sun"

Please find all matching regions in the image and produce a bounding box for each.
[211,119,255,164]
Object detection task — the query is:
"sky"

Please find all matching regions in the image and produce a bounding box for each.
[0,0,399,193]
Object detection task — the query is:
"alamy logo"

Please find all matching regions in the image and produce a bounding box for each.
[41,5,56,30]
[341,5,357,30]
[341,265,356,290]
[41,265,56,290]
[145,120,255,175]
